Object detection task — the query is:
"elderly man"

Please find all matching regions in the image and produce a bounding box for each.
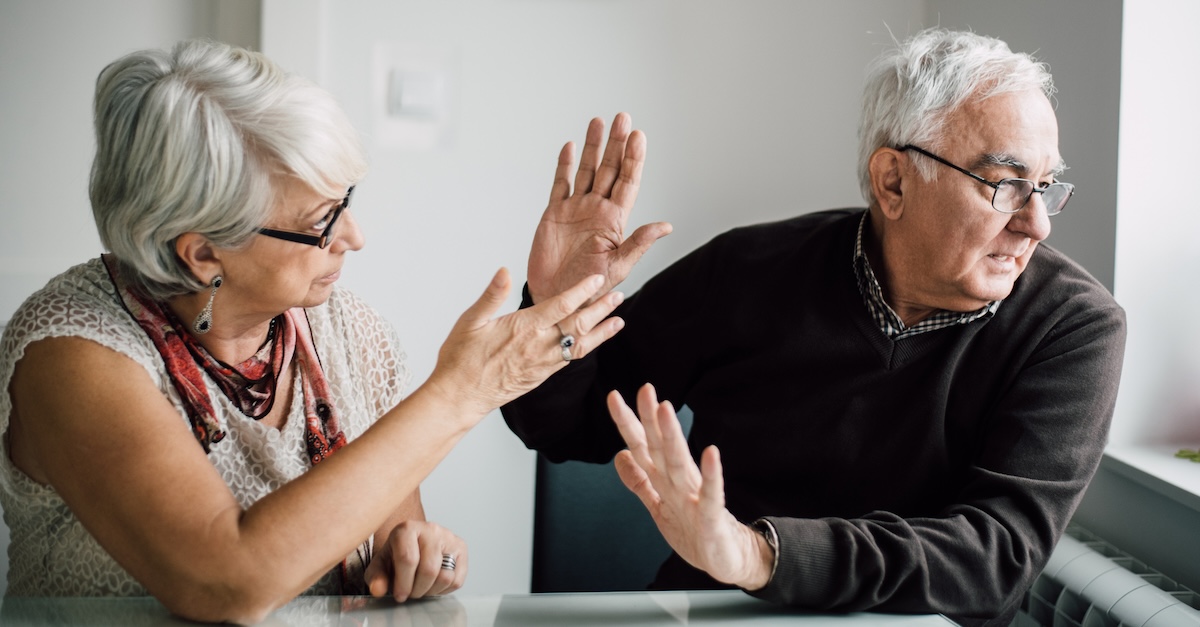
[503,28,1126,626]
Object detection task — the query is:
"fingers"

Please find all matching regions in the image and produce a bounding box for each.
[573,117,605,195]
[698,445,727,517]
[593,112,632,197]
[656,398,702,487]
[530,271,628,362]
[619,384,702,495]
[568,113,636,199]
[614,449,660,513]
[388,526,422,602]
[410,534,462,599]
[453,268,512,333]
[636,384,668,477]
[608,390,652,467]
[547,141,575,203]
[554,289,625,361]
[608,128,646,209]
[364,542,392,598]
[376,522,467,603]
[526,273,606,336]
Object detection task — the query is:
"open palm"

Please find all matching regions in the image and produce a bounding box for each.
[527,113,671,304]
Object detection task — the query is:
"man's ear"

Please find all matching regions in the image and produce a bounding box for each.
[174,233,222,286]
[868,147,907,220]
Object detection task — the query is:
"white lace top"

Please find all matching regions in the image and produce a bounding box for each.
[0,258,411,596]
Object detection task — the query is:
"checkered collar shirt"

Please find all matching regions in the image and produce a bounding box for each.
[853,212,1000,340]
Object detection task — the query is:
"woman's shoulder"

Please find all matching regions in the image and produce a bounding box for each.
[2,258,160,377]
[7,258,119,337]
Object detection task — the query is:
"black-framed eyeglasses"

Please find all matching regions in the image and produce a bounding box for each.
[257,185,355,249]
[900,145,1073,216]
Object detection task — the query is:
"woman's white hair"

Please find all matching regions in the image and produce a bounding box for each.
[857,28,1055,204]
[89,39,368,299]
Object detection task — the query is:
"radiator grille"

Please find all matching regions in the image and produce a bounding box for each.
[1013,525,1200,626]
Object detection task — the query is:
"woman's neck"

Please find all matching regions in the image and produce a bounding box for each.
[165,292,278,365]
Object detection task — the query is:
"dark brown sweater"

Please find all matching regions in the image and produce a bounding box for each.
[503,209,1127,626]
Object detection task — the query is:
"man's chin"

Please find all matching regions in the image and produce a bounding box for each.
[966,281,1015,307]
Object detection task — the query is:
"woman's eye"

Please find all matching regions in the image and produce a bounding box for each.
[313,210,335,231]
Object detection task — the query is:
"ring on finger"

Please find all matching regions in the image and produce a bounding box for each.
[556,324,576,362]
[441,554,457,571]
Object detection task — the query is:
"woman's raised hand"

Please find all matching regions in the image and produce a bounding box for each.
[427,267,624,417]
[526,113,671,305]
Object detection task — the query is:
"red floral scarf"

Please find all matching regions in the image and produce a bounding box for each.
[102,255,367,592]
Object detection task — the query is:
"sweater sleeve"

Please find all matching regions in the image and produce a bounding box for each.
[750,297,1127,625]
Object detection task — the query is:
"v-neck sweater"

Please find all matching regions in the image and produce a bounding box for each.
[502,209,1126,626]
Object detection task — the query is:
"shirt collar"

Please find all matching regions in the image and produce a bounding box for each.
[852,211,1000,340]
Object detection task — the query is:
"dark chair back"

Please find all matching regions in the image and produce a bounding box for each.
[530,407,693,593]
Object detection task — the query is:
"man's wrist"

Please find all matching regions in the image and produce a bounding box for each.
[728,519,778,591]
[745,518,779,591]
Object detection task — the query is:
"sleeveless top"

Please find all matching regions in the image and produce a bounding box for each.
[0,258,411,596]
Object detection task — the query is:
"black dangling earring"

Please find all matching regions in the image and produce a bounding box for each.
[192,275,223,334]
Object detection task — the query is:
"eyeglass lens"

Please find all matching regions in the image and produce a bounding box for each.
[318,186,355,248]
[319,206,343,248]
[994,180,1073,215]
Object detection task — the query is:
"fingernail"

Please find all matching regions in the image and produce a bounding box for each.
[612,317,625,331]
[612,291,624,305]
[591,275,604,288]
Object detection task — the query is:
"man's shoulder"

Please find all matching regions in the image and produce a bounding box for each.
[1023,245,1119,305]
[719,208,864,239]
[1009,244,1125,330]
[705,208,865,257]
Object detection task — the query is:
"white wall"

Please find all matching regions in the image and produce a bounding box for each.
[1070,0,1200,592]
[1109,0,1200,447]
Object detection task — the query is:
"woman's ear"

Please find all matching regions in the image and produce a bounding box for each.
[174,233,222,286]
[868,147,907,221]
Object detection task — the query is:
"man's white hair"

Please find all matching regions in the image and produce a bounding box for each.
[857,28,1055,204]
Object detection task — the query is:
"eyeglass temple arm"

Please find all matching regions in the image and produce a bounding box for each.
[899,145,1000,190]
[256,227,321,246]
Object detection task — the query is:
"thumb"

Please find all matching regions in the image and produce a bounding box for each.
[454,268,512,332]
[364,544,391,598]
[613,222,672,275]
[698,445,727,512]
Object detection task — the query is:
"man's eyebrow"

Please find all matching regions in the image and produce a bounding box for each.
[975,152,1068,179]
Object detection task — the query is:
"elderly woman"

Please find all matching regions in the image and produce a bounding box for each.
[0,40,643,623]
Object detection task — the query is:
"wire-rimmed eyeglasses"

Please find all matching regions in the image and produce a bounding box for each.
[900,145,1073,216]
[257,186,355,249]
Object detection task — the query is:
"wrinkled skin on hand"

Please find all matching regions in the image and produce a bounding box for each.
[609,384,774,591]
[527,112,671,305]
